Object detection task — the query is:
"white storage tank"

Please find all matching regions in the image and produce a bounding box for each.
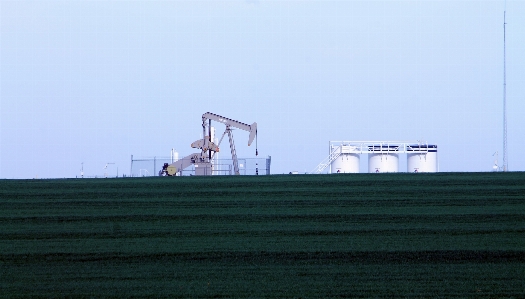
[170,148,179,163]
[368,145,399,173]
[330,145,360,173]
[407,144,438,173]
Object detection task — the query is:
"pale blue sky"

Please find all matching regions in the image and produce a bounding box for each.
[1,0,524,178]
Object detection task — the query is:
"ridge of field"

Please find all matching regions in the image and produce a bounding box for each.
[1,173,524,298]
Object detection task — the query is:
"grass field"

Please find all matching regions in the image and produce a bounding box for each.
[1,173,524,298]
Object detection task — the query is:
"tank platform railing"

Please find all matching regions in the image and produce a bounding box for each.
[310,144,343,174]
[329,141,432,154]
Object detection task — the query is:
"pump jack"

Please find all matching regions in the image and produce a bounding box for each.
[159,112,257,176]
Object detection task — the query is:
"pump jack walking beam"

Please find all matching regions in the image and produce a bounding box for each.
[202,112,257,175]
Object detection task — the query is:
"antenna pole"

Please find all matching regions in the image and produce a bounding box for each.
[503,10,508,172]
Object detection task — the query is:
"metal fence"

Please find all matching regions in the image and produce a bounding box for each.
[130,155,271,177]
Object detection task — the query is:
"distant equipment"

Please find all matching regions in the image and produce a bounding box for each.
[492,151,499,172]
[104,162,116,178]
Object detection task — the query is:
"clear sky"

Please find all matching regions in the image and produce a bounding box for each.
[1,0,524,178]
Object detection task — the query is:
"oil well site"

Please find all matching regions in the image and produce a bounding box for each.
[127,112,440,178]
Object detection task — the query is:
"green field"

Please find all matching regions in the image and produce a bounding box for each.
[1,173,524,298]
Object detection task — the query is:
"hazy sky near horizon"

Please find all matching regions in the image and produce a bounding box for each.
[1,0,524,178]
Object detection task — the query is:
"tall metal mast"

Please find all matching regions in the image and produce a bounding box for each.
[503,10,508,172]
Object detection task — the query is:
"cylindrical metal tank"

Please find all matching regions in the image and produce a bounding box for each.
[407,144,438,173]
[368,145,399,173]
[171,149,179,163]
[330,145,360,173]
